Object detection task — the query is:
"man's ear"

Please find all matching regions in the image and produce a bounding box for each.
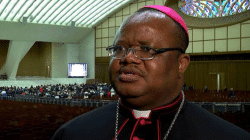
[178,54,190,74]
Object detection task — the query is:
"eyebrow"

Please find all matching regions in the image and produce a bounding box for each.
[115,40,151,45]
[114,39,154,48]
[115,40,127,44]
[138,41,150,45]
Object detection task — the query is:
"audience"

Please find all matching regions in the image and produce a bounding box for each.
[0,83,114,100]
[0,83,247,103]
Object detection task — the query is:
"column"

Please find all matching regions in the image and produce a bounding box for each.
[0,40,35,80]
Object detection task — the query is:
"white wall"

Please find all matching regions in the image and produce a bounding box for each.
[51,43,68,78]
[79,29,95,79]
[66,44,80,63]
[0,21,93,43]
[51,43,82,78]
[53,78,86,85]
[51,38,95,83]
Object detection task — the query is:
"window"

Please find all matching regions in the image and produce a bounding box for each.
[179,0,250,18]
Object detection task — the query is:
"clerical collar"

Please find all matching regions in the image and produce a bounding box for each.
[132,109,151,119]
[120,91,183,120]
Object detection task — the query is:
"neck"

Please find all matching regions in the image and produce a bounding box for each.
[120,91,183,110]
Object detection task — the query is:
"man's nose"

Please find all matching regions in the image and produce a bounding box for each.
[126,48,136,57]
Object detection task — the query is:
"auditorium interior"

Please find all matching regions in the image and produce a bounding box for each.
[0,0,250,139]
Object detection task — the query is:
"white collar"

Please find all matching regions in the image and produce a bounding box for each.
[132,109,151,119]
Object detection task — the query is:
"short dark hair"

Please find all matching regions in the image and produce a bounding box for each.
[134,8,189,53]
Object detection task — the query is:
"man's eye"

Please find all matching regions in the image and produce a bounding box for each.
[140,46,152,51]
[113,46,123,50]
[114,46,124,50]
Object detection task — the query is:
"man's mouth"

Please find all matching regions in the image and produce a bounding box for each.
[123,71,136,75]
[119,73,139,82]
[118,68,141,82]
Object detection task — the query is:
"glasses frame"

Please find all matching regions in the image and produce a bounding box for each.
[106,45,185,60]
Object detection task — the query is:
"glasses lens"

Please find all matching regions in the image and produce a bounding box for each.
[136,46,154,59]
[108,45,154,60]
[109,45,125,59]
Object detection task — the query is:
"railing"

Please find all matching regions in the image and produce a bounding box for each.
[0,95,115,108]
[191,101,250,113]
[1,95,250,113]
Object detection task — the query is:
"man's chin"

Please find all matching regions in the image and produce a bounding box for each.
[118,94,140,99]
[114,80,146,92]
[112,81,149,99]
[120,97,150,110]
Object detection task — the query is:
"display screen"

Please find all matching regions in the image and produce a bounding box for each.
[68,63,87,78]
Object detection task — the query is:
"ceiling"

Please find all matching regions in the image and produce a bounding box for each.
[0,0,133,28]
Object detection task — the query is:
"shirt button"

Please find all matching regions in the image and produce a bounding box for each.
[133,136,144,140]
[140,119,146,126]
[140,119,151,126]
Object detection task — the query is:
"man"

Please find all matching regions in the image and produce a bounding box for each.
[40,85,43,94]
[1,89,6,97]
[51,5,250,140]
[203,86,208,92]
[6,88,12,96]
[229,88,235,97]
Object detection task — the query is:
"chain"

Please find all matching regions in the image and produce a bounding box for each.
[163,92,185,140]
[114,98,120,140]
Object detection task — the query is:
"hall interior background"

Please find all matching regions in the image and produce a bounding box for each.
[0,0,250,139]
[0,0,249,91]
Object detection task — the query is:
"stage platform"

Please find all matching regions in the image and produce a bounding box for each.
[0,76,87,88]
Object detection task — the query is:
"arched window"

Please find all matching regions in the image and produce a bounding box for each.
[179,0,250,18]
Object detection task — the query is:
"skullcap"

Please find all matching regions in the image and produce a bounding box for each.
[142,5,189,41]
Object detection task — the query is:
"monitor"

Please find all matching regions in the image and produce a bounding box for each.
[68,63,87,78]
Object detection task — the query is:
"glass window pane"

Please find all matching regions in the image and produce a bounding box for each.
[215,40,227,52]
[204,40,214,52]
[193,41,203,53]
[228,39,240,51]
[96,48,101,57]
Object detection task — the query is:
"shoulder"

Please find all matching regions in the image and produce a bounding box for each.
[182,101,250,139]
[51,101,118,140]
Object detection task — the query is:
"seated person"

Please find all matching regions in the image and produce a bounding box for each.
[224,86,228,91]
[1,89,6,97]
[229,88,235,97]
[203,86,208,92]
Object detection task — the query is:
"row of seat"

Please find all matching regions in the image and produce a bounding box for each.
[185,90,250,102]
[0,99,95,140]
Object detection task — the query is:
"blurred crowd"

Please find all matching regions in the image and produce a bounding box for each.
[0,83,115,99]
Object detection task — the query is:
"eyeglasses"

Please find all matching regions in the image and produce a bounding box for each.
[106,45,184,60]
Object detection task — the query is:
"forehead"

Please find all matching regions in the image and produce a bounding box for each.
[114,13,177,46]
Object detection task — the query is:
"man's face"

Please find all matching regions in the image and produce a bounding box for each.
[109,13,185,110]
